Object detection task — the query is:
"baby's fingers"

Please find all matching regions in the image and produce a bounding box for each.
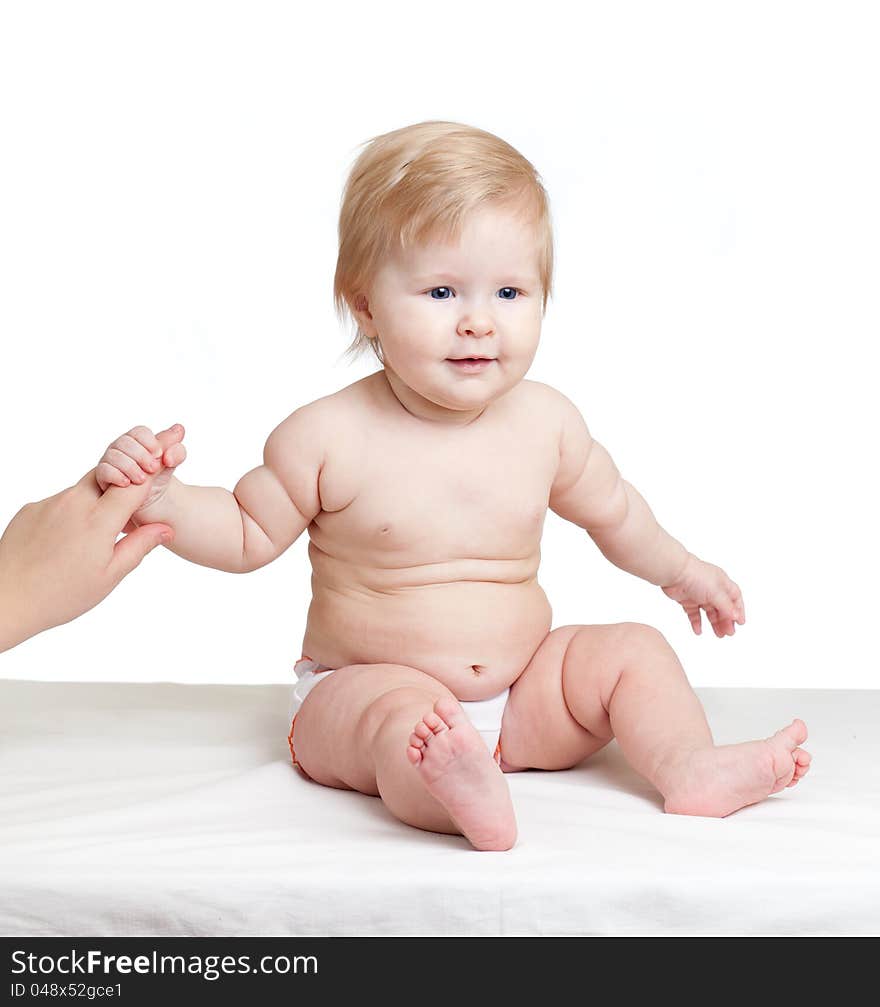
[152,424,186,466]
[708,598,741,637]
[162,440,186,469]
[682,602,702,635]
[127,425,163,459]
[729,585,746,625]
[708,606,733,637]
[96,459,134,491]
[715,570,746,626]
[155,423,185,449]
[98,448,151,487]
[114,432,163,477]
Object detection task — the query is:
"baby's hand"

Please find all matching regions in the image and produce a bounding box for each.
[96,424,187,519]
[661,554,746,638]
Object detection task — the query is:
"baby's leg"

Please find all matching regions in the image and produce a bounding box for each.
[292,663,516,850]
[501,623,811,817]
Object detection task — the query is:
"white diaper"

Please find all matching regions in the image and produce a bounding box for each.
[288,656,509,762]
[458,687,510,761]
[288,657,336,722]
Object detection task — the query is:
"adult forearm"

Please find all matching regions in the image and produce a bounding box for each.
[588,481,691,586]
[0,586,29,653]
[132,477,249,573]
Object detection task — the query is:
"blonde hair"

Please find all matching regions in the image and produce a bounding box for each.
[333,120,555,365]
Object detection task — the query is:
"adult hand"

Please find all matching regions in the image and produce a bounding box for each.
[0,469,174,653]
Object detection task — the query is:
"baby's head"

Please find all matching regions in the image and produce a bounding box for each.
[334,121,554,421]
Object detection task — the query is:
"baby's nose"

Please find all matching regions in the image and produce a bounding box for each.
[457,319,495,338]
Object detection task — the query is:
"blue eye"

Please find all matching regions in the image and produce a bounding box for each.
[427,286,520,300]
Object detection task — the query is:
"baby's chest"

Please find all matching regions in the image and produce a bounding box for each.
[318,430,557,559]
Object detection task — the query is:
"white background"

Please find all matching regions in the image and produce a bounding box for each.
[1,1,877,687]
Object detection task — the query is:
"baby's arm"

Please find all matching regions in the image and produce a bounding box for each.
[104,409,323,574]
[549,393,689,585]
[548,392,744,636]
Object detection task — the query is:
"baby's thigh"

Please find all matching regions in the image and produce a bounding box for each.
[292,663,455,793]
[500,624,627,771]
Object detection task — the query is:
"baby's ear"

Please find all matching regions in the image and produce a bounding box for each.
[354,293,375,322]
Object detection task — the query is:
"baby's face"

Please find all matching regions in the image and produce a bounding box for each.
[357,203,544,420]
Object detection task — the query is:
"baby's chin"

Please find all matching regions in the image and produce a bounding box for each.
[384,361,521,420]
[431,375,510,409]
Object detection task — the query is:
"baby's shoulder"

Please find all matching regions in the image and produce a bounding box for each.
[518,378,566,407]
[262,378,373,480]
[268,377,370,438]
[261,381,370,509]
[511,379,571,431]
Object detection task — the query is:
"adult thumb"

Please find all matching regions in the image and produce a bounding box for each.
[110,523,174,582]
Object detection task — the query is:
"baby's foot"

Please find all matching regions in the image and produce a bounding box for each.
[407,697,517,851]
[659,719,811,818]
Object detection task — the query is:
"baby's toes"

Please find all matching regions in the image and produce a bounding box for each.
[421,709,447,735]
[788,718,808,747]
[407,713,442,761]
[787,748,812,786]
[432,696,467,730]
[411,719,433,742]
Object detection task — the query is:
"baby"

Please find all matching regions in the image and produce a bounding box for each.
[95,121,810,851]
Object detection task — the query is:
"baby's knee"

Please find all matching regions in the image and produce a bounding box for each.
[615,621,672,658]
[357,684,448,754]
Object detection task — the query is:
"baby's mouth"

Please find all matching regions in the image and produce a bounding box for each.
[446,357,496,371]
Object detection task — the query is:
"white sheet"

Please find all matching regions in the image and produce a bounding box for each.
[1,679,878,936]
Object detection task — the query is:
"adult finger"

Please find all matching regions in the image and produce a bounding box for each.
[74,467,103,502]
[109,523,174,583]
[94,473,156,534]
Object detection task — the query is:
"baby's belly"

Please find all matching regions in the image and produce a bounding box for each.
[301,557,552,700]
